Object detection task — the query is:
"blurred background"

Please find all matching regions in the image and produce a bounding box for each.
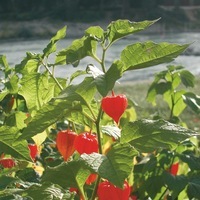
[0,0,200,82]
[0,0,200,39]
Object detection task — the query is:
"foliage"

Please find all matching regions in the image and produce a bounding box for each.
[0,19,199,200]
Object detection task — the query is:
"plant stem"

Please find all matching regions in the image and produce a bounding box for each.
[158,186,168,200]
[90,108,103,200]
[101,48,107,73]
[96,108,103,154]
[90,175,101,200]
[42,61,63,91]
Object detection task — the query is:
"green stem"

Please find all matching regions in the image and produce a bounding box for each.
[101,48,107,73]
[90,175,101,200]
[169,94,175,120]
[90,108,103,200]
[42,61,63,91]
[158,186,168,200]
[96,108,103,154]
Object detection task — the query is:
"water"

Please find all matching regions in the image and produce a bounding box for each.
[0,32,200,84]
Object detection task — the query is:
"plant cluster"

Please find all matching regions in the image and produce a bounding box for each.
[0,19,200,199]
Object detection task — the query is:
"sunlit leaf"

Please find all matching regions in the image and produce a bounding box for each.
[121,42,189,71]
[180,70,195,88]
[101,125,121,140]
[42,160,90,198]
[85,26,104,40]
[182,92,200,114]
[43,26,67,57]
[19,100,70,140]
[81,143,137,187]
[107,19,159,44]
[94,60,124,96]
[0,126,30,160]
[55,36,97,65]
[15,52,41,75]
[121,119,198,152]
[20,183,66,200]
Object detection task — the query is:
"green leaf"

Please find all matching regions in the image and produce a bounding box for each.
[57,77,97,112]
[0,55,11,77]
[187,175,200,199]
[101,125,121,140]
[19,100,70,140]
[42,160,90,198]
[94,60,124,96]
[69,70,87,84]
[163,173,188,199]
[163,90,187,116]
[18,73,54,112]
[0,126,30,160]
[5,111,27,129]
[65,103,97,128]
[5,74,19,94]
[43,26,67,57]
[180,70,195,88]
[107,19,159,44]
[139,175,165,199]
[146,81,172,105]
[182,92,200,114]
[85,26,104,40]
[179,153,200,170]
[21,183,66,200]
[120,119,198,152]
[120,42,189,71]
[81,143,137,187]
[0,176,18,190]
[55,36,97,66]
[15,52,41,75]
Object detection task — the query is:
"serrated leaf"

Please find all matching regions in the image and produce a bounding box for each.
[0,126,30,160]
[55,36,97,65]
[43,26,67,57]
[120,119,198,152]
[182,92,200,114]
[81,143,137,187]
[120,42,189,71]
[107,19,159,44]
[42,160,90,198]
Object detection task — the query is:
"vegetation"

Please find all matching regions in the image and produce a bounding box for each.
[0,19,200,199]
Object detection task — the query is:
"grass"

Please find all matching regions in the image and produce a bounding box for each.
[116,76,200,132]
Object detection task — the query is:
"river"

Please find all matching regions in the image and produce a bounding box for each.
[0,32,200,84]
